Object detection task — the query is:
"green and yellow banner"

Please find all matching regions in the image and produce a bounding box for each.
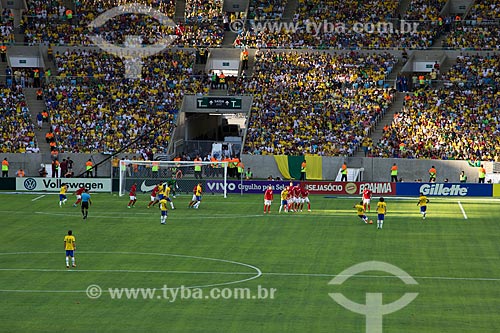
[493,184,500,197]
[274,155,322,180]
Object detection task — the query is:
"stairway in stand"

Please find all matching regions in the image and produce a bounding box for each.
[24,88,52,156]
[354,92,407,157]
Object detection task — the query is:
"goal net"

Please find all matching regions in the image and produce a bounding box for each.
[118,160,228,198]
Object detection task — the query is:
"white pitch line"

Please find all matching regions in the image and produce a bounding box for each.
[0,251,263,290]
[33,211,265,220]
[31,195,46,202]
[262,272,500,282]
[458,201,468,220]
[1,268,500,283]
[0,268,255,275]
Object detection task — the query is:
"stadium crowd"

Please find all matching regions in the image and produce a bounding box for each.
[45,48,207,154]
[22,0,224,47]
[248,0,286,21]
[1,9,14,45]
[236,0,446,49]
[468,0,500,20]
[372,54,500,161]
[441,53,500,89]
[1,0,499,164]
[232,50,396,156]
[404,0,447,21]
[372,88,499,161]
[443,0,500,50]
[0,84,39,153]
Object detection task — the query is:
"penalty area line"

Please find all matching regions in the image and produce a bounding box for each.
[31,195,46,202]
[457,201,468,220]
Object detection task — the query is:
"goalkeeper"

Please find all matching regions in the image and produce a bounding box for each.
[167,177,178,198]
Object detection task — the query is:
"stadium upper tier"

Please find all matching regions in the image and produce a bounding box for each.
[22,0,224,47]
[442,0,500,50]
[468,0,500,20]
[236,0,452,49]
[404,0,447,21]
[248,0,287,21]
[14,0,500,50]
[2,1,500,158]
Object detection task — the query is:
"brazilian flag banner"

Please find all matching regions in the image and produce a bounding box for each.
[274,155,322,180]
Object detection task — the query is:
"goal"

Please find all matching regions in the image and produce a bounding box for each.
[118,160,228,197]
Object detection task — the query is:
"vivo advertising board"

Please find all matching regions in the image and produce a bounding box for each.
[201,181,396,195]
[129,179,291,194]
[204,180,290,194]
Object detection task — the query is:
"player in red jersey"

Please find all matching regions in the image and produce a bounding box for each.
[293,185,302,212]
[147,183,161,208]
[263,185,273,214]
[287,183,294,212]
[299,185,311,212]
[362,188,373,212]
[73,186,86,207]
[188,184,198,208]
[127,183,137,208]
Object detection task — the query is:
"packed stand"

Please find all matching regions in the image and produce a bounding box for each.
[22,0,75,45]
[238,0,398,48]
[236,0,441,49]
[1,8,15,44]
[373,54,500,160]
[443,1,500,50]
[183,0,224,46]
[22,0,224,47]
[441,53,500,89]
[468,0,500,20]
[443,25,500,50]
[0,84,39,153]
[185,0,222,22]
[232,50,396,156]
[404,0,447,21]
[23,0,176,46]
[372,88,499,161]
[247,0,287,21]
[45,48,209,154]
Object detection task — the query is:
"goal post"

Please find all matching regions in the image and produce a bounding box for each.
[118,160,228,198]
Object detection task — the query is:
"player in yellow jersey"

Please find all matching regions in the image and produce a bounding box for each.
[279,187,289,213]
[59,183,68,207]
[157,183,165,199]
[376,197,387,229]
[159,198,168,224]
[165,184,175,210]
[354,201,369,224]
[417,192,430,220]
[192,182,202,209]
[64,230,76,268]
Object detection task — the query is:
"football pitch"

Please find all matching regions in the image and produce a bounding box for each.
[1,192,500,332]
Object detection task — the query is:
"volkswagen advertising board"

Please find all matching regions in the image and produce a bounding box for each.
[16,178,112,192]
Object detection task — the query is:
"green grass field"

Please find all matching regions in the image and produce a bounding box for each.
[1,192,500,332]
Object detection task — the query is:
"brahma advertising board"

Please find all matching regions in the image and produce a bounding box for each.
[302,182,396,196]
